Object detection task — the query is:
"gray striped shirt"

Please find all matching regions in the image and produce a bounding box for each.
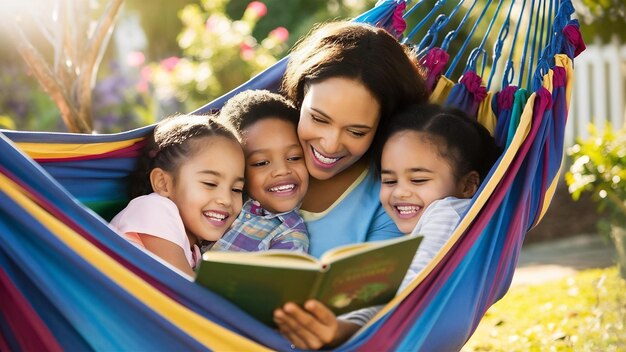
[340,197,471,326]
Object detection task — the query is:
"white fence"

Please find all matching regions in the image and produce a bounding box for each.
[567,37,626,146]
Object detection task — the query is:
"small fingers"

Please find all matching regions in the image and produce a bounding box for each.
[305,301,337,325]
[304,300,338,343]
[274,304,326,350]
[277,325,307,349]
[274,307,308,349]
[284,303,327,349]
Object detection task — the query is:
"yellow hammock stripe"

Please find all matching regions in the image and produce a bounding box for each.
[16,137,145,159]
[477,91,497,135]
[0,173,271,352]
[361,80,540,330]
[537,54,574,224]
[429,76,454,104]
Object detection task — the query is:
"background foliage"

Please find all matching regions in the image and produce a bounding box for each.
[0,0,374,133]
[575,0,626,42]
[566,125,626,229]
[0,0,621,132]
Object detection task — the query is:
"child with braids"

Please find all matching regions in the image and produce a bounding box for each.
[110,115,245,277]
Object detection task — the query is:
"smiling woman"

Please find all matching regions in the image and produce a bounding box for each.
[297,77,380,181]
[273,20,429,349]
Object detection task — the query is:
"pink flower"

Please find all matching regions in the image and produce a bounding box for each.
[137,66,152,93]
[240,42,255,61]
[246,1,267,18]
[269,27,289,43]
[136,81,149,93]
[205,15,219,32]
[140,66,152,81]
[160,56,180,72]
[127,51,145,68]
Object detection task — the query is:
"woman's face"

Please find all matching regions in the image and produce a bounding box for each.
[297,77,380,180]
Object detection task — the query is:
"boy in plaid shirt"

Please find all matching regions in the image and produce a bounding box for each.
[208,90,309,252]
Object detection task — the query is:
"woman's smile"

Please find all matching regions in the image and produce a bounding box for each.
[298,77,380,180]
[310,145,344,168]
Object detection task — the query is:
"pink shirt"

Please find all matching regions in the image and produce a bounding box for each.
[110,193,201,270]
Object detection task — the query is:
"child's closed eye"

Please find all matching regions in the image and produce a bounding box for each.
[287,155,303,162]
[381,179,397,186]
[411,178,429,184]
[202,182,217,188]
[250,160,269,167]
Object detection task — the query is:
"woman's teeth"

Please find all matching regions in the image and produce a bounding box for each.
[313,148,340,165]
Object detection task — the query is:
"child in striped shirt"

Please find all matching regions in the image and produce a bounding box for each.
[378,103,501,288]
[341,103,502,326]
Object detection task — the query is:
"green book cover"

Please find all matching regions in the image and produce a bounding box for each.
[195,235,422,326]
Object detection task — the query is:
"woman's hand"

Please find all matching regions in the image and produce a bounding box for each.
[273,300,360,350]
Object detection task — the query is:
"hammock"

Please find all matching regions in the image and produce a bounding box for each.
[0,0,584,350]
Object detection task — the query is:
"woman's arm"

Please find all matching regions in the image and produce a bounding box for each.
[139,234,196,277]
[273,300,360,350]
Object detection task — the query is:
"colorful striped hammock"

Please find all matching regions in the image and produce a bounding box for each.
[0,0,584,350]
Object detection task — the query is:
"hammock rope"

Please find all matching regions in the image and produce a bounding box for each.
[0,0,584,350]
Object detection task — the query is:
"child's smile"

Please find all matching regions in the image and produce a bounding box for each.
[165,136,245,243]
[243,118,309,214]
[380,131,464,234]
[393,203,423,219]
[203,210,230,226]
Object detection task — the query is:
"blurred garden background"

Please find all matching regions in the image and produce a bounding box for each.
[0,0,624,349]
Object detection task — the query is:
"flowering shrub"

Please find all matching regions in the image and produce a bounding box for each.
[143,0,290,113]
[91,62,156,133]
[565,124,626,228]
[0,64,64,131]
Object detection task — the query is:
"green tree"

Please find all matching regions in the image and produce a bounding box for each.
[144,0,291,112]
[143,0,378,113]
[576,0,626,42]
[226,0,377,47]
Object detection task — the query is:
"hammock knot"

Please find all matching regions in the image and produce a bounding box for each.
[390,2,407,38]
[496,85,518,110]
[420,47,449,90]
[563,24,586,58]
[460,71,487,102]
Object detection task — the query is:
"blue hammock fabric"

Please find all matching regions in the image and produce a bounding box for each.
[0,0,584,350]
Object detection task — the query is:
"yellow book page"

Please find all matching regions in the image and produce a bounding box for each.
[321,235,420,263]
[202,250,321,270]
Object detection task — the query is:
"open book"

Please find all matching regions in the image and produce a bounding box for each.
[195,235,422,326]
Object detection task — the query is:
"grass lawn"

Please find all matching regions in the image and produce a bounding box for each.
[463,267,626,351]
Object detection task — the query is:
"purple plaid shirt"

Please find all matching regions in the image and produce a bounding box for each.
[210,199,309,252]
